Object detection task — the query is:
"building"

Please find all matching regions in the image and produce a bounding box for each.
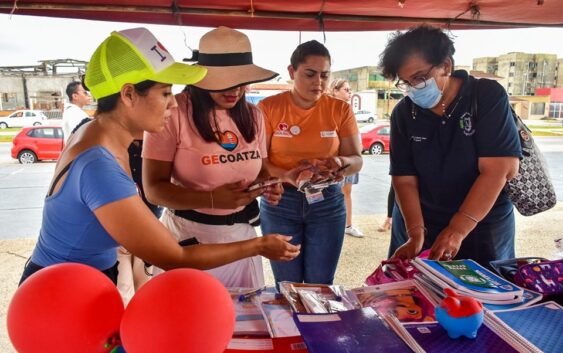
[246,82,292,104]
[535,87,563,119]
[331,66,402,118]
[473,57,498,76]
[473,52,559,95]
[0,59,87,116]
[557,59,563,89]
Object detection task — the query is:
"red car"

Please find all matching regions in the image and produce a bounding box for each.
[360,123,391,155]
[11,126,64,164]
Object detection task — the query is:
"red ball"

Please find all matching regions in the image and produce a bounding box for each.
[8,263,124,353]
[120,269,235,353]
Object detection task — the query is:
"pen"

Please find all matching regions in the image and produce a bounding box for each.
[238,286,266,302]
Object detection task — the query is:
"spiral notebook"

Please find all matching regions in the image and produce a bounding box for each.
[403,322,522,353]
[485,301,563,353]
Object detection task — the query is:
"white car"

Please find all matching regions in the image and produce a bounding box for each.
[0,110,48,129]
[354,110,377,123]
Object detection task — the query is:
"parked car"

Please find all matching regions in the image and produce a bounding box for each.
[354,110,377,123]
[360,123,391,155]
[11,126,64,164]
[0,110,48,129]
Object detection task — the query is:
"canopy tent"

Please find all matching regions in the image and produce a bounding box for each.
[0,0,562,31]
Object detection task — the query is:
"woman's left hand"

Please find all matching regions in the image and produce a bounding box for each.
[427,226,466,261]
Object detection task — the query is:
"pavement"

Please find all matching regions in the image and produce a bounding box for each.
[1,206,562,352]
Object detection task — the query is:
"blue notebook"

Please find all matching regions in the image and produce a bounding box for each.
[413,258,523,301]
[404,322,520,353]
[293,307,412,353]
[491,301,563,353]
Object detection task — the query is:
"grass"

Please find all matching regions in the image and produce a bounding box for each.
[527,125,563,130]
[0,136,13,143]
[531,131,563,137]
[0,128,20,133]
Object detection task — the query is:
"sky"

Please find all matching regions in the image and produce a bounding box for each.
[2,13,563,82]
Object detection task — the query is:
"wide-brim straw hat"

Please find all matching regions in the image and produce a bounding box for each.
[186,26,278,91]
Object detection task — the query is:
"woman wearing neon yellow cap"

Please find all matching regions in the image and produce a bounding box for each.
[19,28,300,285]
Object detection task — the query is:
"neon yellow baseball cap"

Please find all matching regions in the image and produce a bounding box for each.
[85,28,207,100]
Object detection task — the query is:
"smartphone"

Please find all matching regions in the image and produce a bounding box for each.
[335,164,351,173]
[246,179,281,192]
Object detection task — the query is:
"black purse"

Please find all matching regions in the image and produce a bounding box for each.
[471,79,557,216]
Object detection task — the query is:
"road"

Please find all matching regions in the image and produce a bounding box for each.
[0,137,562,240]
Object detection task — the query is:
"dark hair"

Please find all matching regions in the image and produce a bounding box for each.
[379,25,455,80]
[290,40,331,69]
[65,81,82,101]
[186,86,257,144]
[95,80,158,114]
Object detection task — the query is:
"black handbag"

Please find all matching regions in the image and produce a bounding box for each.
[472,79,557,216]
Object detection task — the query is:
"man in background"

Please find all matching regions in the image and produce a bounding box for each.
[62,81,91,143]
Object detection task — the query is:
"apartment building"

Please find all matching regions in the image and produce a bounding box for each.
[473,52,559,95]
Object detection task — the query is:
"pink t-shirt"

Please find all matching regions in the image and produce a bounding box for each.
[142,92,267,215]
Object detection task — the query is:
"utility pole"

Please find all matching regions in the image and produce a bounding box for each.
[22,74,30,109]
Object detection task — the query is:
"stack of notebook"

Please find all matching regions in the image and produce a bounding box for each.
[223,271,560,353]
[412,259,526,305]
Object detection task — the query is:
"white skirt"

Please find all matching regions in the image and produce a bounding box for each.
[153,208,265,288]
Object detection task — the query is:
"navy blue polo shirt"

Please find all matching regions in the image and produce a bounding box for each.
[390,70,521,227]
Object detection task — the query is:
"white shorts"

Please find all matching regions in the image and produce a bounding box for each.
[153,209,265,288]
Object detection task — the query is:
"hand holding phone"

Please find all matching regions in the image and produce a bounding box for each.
[334,164,350,174]
[246,178,281,192]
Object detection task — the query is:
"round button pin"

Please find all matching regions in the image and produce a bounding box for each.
[290,125,301,135]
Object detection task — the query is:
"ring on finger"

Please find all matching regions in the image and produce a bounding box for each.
[443,252,452,259]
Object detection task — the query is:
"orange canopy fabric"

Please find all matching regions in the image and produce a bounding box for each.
[0,0,561,31]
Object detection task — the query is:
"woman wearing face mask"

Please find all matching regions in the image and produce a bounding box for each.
[381,25,521,268]
[142,27,299,288]
[258,41,363,285]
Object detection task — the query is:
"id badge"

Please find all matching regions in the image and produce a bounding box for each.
[305,188,324,204]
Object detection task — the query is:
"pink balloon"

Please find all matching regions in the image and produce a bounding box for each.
[8,263,124,353]
[120,269,235,353]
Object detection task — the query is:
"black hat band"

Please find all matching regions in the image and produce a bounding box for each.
[197,52,253,67]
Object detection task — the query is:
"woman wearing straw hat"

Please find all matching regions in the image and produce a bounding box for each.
[19,27,300,285]
[258,41,363,286]
[143,27,284,287]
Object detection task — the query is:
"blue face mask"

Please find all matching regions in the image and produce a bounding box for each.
[406,77,443,109]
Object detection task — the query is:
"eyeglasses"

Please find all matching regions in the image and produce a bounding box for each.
[395,65,435,92]
[341,87,352,93]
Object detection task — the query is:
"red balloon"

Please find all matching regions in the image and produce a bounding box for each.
[8,263,124,353]
[120,269,235,353]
